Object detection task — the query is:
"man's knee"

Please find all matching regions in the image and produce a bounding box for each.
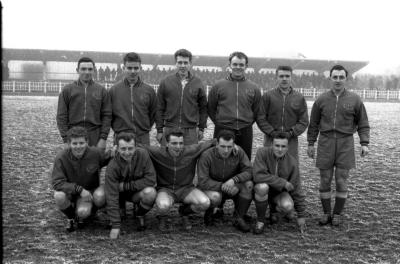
[254,183,269,197]
[320,169,333,188]
[190,191,210,212]
[206,191,222,207]
[156,194,173,214]
[93,186,105,207]
[142,187,157,204]
[76,203,92,219]
[54,191,70,209]
[275,193,294,214]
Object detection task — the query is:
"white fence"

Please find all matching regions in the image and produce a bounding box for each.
[2,81,400,101]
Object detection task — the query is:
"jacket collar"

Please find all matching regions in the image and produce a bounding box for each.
[213,146,238,160]
[123,76,142,87]
[68,147,88,161]
[226,74,246,82]
[175,71,193,81]
[75,79,94,86]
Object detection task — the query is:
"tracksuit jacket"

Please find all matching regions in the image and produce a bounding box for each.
[105,148,156,228]
[207,75,262,130]
[253,147,306,218]
[109,78,157,136]
[52,147,111,196]
[57,79,112,143]
[307,89,370,146]
[197,146,252,192]
[257,87,309,136]
[156,72,208,132]
[144,139,215,190]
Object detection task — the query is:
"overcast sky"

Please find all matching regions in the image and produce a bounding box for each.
[2,0,400,75]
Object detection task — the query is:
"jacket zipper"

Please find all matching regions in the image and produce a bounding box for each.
[179,80,185,128]
[222,159,226,181]
[281,94,286,131]
[172,157,177,190]
[83,84,87,127]
[333,95,339,137]
[236,82,239,130]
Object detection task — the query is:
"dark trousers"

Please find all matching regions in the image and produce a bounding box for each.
[213,125,253,160]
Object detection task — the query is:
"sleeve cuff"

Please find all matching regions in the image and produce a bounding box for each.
[157,128,163,133]
[75,185,83,194]
[232,176,240,184]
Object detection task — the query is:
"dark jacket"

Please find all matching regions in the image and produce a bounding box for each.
[208,75,261,130]
[105,148,156,228]
[52,146,111,196]
[253,147,306,218]
[307,89,370,146]
[109,78,157,135]
[197,146,252,192]
[57,79,112,143]
[144,139,215,190]
[156,72,207,132]
[257,87,309,136]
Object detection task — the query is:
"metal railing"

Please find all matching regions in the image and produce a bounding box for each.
[2,81,400,101]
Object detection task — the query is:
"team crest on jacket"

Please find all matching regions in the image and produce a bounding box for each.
[245,88,255,98]
[140,94,150,105]
[92,90,102,100]
[342,103,353,110]
[86,164,98,173]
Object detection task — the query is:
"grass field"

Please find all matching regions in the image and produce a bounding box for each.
[2,96,400,264]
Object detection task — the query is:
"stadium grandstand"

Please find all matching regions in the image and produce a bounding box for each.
[2,48,400,100]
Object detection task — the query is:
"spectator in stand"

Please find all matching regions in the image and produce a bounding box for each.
[98,67,105,82]
[156,49,208,145]
[56,57,111,149]
[307,64,370,227]
[105,66,111,82]
[111,68,116,81]
[109,52,157,145]
[257,65,309,161]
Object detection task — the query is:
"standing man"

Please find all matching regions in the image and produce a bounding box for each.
[156,49,208,145]
[109,52,157,146]
[144,128,215,231]
[208,51,262,160]
[197,130,253,232]
[57,57,112,149]
[105,132,157,239]
[257,65,309,160]
[307,64,370,226]
[253,133,306,234]
[52,127,111,232]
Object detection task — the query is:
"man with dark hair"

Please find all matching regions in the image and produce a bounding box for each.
[57,57,112,149]
[253,132,306,234]
[52,126,111,232]
[257,65,309,161]
[109,52,157,145]
[105,132,157,239]
[208,51,262,160]
[142,128,215,231]
[156,48,207,145]
[307,64,370,226]
[198,130,253,232]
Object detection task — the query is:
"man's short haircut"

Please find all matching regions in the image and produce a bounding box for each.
[228,51,248,65]
[165,128,184,142]
[217,129,235,142]
[174,49,192,62]
[123,52,142,64]
[272,132,289,141]
[329,64,348,77]
[116,132,136,146]
[77,57,95,69]
[276,65,293,75]
[67,126,88,142]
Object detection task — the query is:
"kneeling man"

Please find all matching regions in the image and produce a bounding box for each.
[52,126,110,232]
[253,132,306,234]
[105,132,157,239]
[198,130,253,232]
[144,128,215,231]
